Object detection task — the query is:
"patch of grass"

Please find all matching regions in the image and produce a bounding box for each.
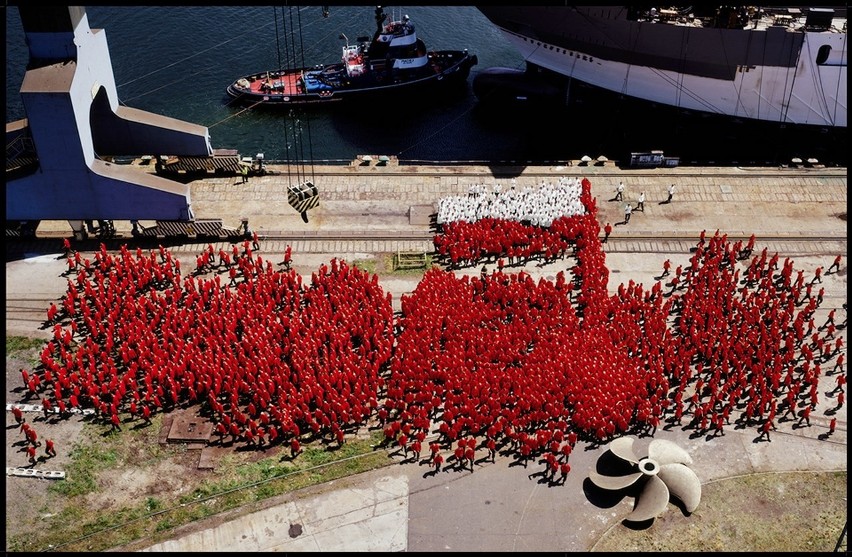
[40,428,392,552]
[49,441,119,497]
[154,518,175,533]
[352,253,434,278]
[6,335,46,353]
[351,257,380,275]
[6,335,46,376]
[7,335,47,353]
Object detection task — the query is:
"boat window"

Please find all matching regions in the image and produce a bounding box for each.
[816,45,831,65]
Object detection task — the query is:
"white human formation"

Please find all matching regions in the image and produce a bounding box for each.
[436,177,585,227]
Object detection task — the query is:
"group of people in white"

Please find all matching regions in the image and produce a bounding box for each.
[436,177,586,228]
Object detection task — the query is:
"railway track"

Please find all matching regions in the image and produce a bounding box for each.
[5,232,847,257]
[6,229,846,338]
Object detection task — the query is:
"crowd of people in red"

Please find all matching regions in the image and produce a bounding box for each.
[12,177,844,484]
[21,241,394,459]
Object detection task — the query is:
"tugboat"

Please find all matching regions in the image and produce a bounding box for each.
[226,6,478,106]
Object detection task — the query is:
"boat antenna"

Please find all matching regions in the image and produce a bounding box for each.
[374,5,386,39]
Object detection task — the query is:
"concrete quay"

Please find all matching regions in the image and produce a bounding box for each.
[32,160,846,245]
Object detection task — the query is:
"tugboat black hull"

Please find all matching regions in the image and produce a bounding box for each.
[226,6,478,109]
[226,52,477,107]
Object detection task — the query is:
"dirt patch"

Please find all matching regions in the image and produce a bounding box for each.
[5,346,215,551]
[591,471,847,552]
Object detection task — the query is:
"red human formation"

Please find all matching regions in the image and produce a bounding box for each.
[28,242,393,454]
[17,177,842,483]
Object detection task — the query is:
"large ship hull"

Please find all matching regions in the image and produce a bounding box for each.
[476,6,846,128]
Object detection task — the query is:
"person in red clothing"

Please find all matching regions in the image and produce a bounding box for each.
[796,405,812,428]
[45,438,56,457]
[26,426,39,447]
[281,245,293,270]
[215,422,227,445]
[602,222,612,244]
[290,437,301,458]
[12,405,23,425]
[110,412,122,432]
[433,452,443,473]
[828,417,837,436]
[453,443,465,471]
[27,444,37,465]
[519,441,531,468]
[831,373,847,394]
[758,419,772,442]
[47,303,59,324]
[826,254,842,274]
[559,462,571,485]
[835,390,845,409]
[464,446,475,472]
[243,427,255,447]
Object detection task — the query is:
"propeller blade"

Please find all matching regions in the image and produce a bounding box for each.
[658,463,702,513]
[610,436,640,464]
[625,474,670,522]
[589,470,643,491]
[647,438,693,465]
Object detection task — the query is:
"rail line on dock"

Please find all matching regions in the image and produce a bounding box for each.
[6,232,847,259]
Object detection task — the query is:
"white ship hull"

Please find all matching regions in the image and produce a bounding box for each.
[480,6,847,128]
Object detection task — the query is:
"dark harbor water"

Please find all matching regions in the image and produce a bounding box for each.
[5,5,847,166]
